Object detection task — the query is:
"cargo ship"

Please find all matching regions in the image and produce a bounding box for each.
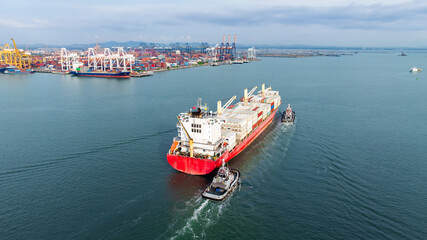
[1,66,34,74]
[69,70,130,78]
[167,84,281,175]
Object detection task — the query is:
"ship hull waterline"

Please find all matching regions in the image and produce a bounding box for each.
[70,72,131,79]
[167,109,278,175]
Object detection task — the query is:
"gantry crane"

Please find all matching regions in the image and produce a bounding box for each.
[0,44,14,65]
[0,38,32,68]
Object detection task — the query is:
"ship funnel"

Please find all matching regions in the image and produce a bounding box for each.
[217,100,222,115]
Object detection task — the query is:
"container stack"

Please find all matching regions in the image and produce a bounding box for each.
[220,88,281,146]
[221,117,248,141]
[221,129,236,151]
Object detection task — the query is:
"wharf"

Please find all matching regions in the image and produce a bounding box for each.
[153,63,208,73]
[130,71,154,77]
[34,68,52,73]
[257,53,351,58]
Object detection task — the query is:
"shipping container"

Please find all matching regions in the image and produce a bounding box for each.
[221,129,236,150]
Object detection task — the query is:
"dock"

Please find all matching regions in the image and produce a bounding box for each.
[34,68,52,73]
[130,71,154,77]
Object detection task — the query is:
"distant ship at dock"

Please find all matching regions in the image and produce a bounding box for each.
[69,65,130,78]
[69,70,130,78]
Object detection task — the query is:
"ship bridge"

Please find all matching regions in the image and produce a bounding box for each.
[172,98,226,159]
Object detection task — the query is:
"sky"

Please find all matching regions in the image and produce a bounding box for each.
[1,0,427,47]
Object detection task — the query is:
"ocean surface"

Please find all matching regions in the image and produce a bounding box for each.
[0,52,426,240]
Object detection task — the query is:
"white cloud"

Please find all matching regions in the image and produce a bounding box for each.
[0,18,43,28]
[1,0,427,46]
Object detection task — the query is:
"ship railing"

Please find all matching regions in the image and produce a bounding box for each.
[173,150,215,160]
[172,141,226,160]
[173,143,227,161]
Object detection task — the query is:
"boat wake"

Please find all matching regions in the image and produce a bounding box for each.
[279,118,296,131]
[160,116,295,239]
[239,114,296,167]
[162,194,230,240]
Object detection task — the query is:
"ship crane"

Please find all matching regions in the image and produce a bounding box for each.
[217,95,236,115]
[261,83,271,97]
[244,86,258,105]
[248,86,257,96]
[176,116,194,158]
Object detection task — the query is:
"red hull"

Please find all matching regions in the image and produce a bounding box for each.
[167,109,278,175]
[74,74,130,79]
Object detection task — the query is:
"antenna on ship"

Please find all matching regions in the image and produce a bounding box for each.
[197,97,202,109]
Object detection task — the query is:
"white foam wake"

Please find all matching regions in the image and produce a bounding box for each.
[170,199,209,239]
[166,196,230,240]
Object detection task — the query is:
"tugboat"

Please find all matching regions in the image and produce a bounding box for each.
[281,104,295,123]
[410,67,422,73]
[202,160,240,201]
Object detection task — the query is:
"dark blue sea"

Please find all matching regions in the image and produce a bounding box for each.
[0,52,426,239]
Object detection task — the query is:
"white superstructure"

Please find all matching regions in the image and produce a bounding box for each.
[177,110,224,158]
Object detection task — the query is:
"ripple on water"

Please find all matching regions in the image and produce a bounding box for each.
[0,129,175,183]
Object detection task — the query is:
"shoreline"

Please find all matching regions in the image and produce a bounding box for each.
[30,59,261,76]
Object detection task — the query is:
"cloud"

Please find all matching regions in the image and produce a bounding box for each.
[176,2,427,31]
[5,1,427,32]
[2,0,427,46]
[0,18,51,28]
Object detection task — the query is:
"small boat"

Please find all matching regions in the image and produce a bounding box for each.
[2,67,34,74]
[202,161,240,201]
[281,104,295,123]
[399,51,407,56]
[410,67,422,73]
